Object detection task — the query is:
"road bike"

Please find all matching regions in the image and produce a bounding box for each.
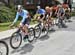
[10,26,35,49]
[57,16,67,28]
[34,20,49,38]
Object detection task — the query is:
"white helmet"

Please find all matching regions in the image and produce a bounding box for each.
[17,5,22,10]
[37,6,41,9]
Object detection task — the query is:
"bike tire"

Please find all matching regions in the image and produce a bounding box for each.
[34,25,41,38]
[0,41,9,55]
[28,28,35,42]
[45,24,49,35]
[10,32,22,49]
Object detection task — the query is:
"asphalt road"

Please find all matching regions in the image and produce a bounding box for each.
[1,17,75,55]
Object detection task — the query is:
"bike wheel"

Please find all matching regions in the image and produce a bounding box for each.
[28,28,35,42]
[0,41,9,55]
[42,24,49,35]
[10,32,22,49]
[34,25,41,38]
[45,24,49,35]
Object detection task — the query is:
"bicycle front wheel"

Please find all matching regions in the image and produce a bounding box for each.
[10,32,22,49]
[0,41,9,55]
[28,28,35,42]
[34,25,41,38]
[43,24,49,35]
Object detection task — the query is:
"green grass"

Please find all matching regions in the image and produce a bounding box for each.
[0,22,11,32]
[0,20,37,32]
[71,12,75,16]
[0,21,20,32]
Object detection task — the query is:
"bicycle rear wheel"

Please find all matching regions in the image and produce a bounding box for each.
[0,41,9,55]
[10,32,22,49]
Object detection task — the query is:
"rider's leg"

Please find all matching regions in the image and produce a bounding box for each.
[23,24,29,38]
[16,23,24,33]
[22,18,29,40]
[42,19,47,31]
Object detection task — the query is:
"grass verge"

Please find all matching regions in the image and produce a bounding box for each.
[0,20,37,32]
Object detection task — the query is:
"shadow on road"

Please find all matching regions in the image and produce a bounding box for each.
[39,28,56,41]
[11,43,34,54]
[48,29,56,33]
[20,43,34,54]
[39,35,50,41]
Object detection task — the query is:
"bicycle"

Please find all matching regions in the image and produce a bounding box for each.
[10,25,35,49]
[57,16,67,28]
[0,41,9,55]
[34,19,49,38]
[65,12,71,22]
[47,17,55,31]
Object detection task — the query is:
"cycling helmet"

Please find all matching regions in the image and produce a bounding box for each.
[37,6,41,9]
[17,5,22,10]
[45,6,50,10]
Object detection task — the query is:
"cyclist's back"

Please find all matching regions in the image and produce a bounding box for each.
[36,9,46,15]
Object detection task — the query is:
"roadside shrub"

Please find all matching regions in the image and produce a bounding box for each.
[0,4,16,23]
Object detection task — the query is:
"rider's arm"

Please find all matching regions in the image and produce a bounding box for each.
[21,15,27,23]
[13,12,19,24]
[62,8,65,16]
[50,12,52,17]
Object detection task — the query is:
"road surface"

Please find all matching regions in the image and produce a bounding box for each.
[1,17,75,55]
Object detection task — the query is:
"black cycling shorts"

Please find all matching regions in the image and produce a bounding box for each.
[22,18,30,25]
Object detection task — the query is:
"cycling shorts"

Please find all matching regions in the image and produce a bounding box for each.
[20,18,30,27]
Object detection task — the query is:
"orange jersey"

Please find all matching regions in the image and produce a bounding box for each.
[52,6,58,11]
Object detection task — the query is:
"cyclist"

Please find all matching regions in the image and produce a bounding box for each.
[10,5,31,41]
[52,5,59,25]
[45,6,53,26]
[45,6,56,30]
[64,6,71,22]
[36,6,46,22]
[52,5,58,18]
[62,3,71,22]
[57,5,66,27]
[36,6,46,31]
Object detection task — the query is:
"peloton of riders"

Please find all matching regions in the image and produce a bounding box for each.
[10,2,71,41]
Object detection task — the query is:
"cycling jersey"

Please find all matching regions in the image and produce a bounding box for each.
[13,9,29,24]
[52,6,58,17]
[58,8,65,16]
[62,4,68,9]
[53,6,58,11]
[36,9,46,15]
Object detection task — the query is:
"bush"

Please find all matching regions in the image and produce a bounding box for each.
[0,4,16,23]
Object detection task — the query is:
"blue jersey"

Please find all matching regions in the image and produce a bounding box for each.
[36,9,46,15]
[13,9,29,24]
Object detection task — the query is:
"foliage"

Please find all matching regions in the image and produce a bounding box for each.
[0,4,16,23]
